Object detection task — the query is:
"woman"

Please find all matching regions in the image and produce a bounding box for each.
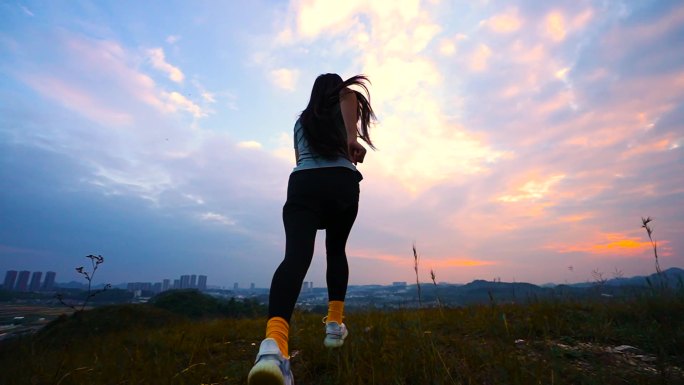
[248,73,376,385]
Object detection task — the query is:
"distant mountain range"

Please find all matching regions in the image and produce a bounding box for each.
[327,267,684,308]
[552,267,684,288]
[604,267,684,287]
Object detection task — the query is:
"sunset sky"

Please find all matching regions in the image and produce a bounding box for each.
[1,0,682,288]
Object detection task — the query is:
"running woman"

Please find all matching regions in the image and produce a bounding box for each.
[248,73,376,385]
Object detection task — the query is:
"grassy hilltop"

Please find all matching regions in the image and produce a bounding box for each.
[1,290,683,385]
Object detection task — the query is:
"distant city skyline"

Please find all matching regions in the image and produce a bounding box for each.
[2,270,56,292]
[1,266,672,290]
[126,273,207,295]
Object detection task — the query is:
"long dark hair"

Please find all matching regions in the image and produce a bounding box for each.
[299,73,376,159]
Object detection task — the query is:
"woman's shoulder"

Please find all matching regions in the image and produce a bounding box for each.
[339,88,357,107]
[339,87,355,98]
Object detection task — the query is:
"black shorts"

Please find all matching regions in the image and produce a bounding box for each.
[285,167,362,230]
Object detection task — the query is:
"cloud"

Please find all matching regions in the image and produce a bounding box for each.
[498,174,566,203]
[190,79,218,105]
[295,1,359,38]
[201,92,216,103]
[469,44,492,71]
[8,31,278,216]
[20,5,34,16]
[289,0,422,40]
[558,213,594,223]
[91,163,174,203]
[21,35,207,124]
[352,252,495,268]
[425,258,497,268]
[269,1,506,194]
[163,91,206,117]
[147,48,184,83]
[166,35,181,44]
[184,194,205,205]
[270,68,299,91]
[621,138,677,159]
[544,11,567,42]
[22,75,134,125]
[482,9,522,33]
[438,39,456,56]
[237,141,263,149]
[225,92,238,110]
[548,233,659,257]
[200,212,236,226]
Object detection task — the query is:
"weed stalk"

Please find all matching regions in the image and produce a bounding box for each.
[430,268,444,317]
[56,254,111,312]
[413,244,422,308]
[641,217,667,291]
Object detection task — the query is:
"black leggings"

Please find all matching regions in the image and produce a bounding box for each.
[268,167,361,322]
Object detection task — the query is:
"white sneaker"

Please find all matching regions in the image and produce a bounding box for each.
[324,320,348,348]
[248,338,294,385]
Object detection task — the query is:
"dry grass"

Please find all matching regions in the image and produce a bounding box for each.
[1,295,683,385]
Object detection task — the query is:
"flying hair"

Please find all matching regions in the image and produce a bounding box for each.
[299,74,376,159]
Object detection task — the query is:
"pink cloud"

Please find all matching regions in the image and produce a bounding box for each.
[602,5,684,56]
[621,138,677,159]
[23,75,134,125]
[481,9,523,33]
[547,232,669,258]
[147,48,184,83]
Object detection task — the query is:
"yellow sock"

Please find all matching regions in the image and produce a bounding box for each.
[327,300,344,324]
[265,317,289,358]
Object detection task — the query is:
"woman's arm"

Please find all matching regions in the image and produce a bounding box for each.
[340,89,367,164]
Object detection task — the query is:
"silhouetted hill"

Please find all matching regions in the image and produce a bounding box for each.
[605,267,684,287]
[149,289,266,319]
[37,304,184,346]
[454,280,551,304]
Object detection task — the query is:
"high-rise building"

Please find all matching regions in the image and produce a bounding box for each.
[127,282,153,293]
[233,282,239,290]
[190,274,197,288]
[29,272,43,292]
[162,279,171,292]
[250,282,255,290]
[198,275,207,291]
[173,279,180,289]
[153,282,162,293]
[15,271,30,292]
[42,271,56,291]
[180,275,190,289]
[301,281,313,291]
[3,270,18,291]
[127,282,141,292]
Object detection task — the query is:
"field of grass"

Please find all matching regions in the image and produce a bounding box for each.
[1,294,682,385]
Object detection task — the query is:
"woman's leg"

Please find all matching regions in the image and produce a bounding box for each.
[324,170,359,327]
[323,198,357,350]
[269,201,319,322]
[325,202,358,304]
[264,201,318,358]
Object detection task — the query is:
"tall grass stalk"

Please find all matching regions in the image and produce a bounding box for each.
[430,268,444,317]
[413,244,422,307]
[641,216,667,290]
